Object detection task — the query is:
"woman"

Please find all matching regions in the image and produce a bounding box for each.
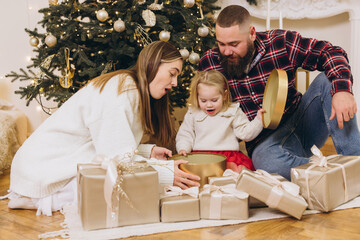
[5,41,200,216]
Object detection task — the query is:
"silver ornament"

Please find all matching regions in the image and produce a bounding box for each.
[184,0,195,8]
[96,9,109,22]
[197,25,209,37]
[159,30,170,42]
[45,34,57,47]
[189,52,200,64]
[180,48,189,60]
[29,37,39,47]
[114,19,126,32]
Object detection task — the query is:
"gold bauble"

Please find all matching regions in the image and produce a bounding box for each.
[180,48,189,60]
[29,37,39,47]
[45,34,57,47]
[184,0,195,8]
[96,8,109,22]
[189,52,200,64]
[197,25,209,37]
[159,30,170,42]
[114,18,126,32]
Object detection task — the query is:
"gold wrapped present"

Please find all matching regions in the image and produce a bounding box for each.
[237,169,308,219]
[160,186,200,222]
[291,145,360,212]
[200,184,249,220]
[78,154,160,230]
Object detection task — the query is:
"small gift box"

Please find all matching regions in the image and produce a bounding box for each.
[291,145,360,212]
[78,154,160,230]
[200,184,249,220]
[237,169,308,219]
[160,186,200,222]
[209,169,276,208]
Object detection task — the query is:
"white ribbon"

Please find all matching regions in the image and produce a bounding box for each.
[161,186,199,199]
[222,169,240,181]
[253,169,301,208]
[202,184,248,219]
[91,151,139,228]
[305,145,348,209]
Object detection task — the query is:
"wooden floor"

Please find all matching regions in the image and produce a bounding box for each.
[1,137,360,240]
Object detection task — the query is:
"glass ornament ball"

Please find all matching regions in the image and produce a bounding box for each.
[180,48,190,60]
[29,37,39,47]
[96,9,109,22]
[45,35,57,47]
[114,19,126,32]
[159,30,170,42]
[189,52,200,64]
[184,0,195,8]
[197,26,209,37]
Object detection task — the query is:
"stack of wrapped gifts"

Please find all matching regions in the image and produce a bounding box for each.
[77,146,360,230]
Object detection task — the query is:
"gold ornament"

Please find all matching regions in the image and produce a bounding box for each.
[142,9,156,27]
[197,25,209,37]
[148,1,164,10]
[96,8,109,22]
[59,48,75,89]
[180,48,189,60]
[45,34,57,47]
[138,0,146,4]
[189,51,200,64]
[114,18,126,32]
[159,30,170,42]
[184,0,195,8]
[29,36,39,47]
[134,24,152,46]
[48,0,58,5]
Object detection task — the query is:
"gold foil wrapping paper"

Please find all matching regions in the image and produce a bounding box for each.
[291,153,360,212]
[161,195,200,222]
[237,169,308,219]
[77,163,160,231]
[200,184,249,220]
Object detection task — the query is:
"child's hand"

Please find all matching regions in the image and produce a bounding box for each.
[178,150,187,156]
[226,162,245,173]
[151,146,172,160]
[256,108,266,121]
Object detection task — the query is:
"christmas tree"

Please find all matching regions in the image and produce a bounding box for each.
[6,0,219,114]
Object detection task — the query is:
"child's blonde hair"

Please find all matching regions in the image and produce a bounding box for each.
[188,70,232,111]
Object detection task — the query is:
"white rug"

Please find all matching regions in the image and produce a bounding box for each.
[39,196,360,240]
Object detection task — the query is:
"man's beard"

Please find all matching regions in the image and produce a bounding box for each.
[220,40,255,78]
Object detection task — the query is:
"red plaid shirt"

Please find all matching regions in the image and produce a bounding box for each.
[198,29,353,156]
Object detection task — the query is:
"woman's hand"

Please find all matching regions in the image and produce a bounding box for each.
[151,146,172,160]
[173,160,200,189]
[178,150,187,156]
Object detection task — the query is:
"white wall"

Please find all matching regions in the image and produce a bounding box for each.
[0,0,356,134]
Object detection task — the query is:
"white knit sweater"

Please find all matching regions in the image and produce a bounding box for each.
[176,103,263,153]
[10,74,174,198]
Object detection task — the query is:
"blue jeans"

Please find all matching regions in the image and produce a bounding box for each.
[252,72,360,180]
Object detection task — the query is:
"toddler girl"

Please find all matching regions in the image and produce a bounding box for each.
[176,70,264,172]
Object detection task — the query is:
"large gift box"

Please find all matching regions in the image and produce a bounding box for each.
[291,145,360,212]
[160,186,200,222]
[200,184,249,220]
[77,157,160,230]
[237,169,308,219]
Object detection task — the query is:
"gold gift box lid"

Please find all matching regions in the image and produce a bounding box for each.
[170,153,226,187]
[262,69,288,129]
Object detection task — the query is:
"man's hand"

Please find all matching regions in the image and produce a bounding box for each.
[330,91,357,129]
[150,146,172,160]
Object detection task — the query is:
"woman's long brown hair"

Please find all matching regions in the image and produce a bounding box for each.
[90,41,182,147]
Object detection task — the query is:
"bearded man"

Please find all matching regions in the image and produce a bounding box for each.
[198,5,360,180]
